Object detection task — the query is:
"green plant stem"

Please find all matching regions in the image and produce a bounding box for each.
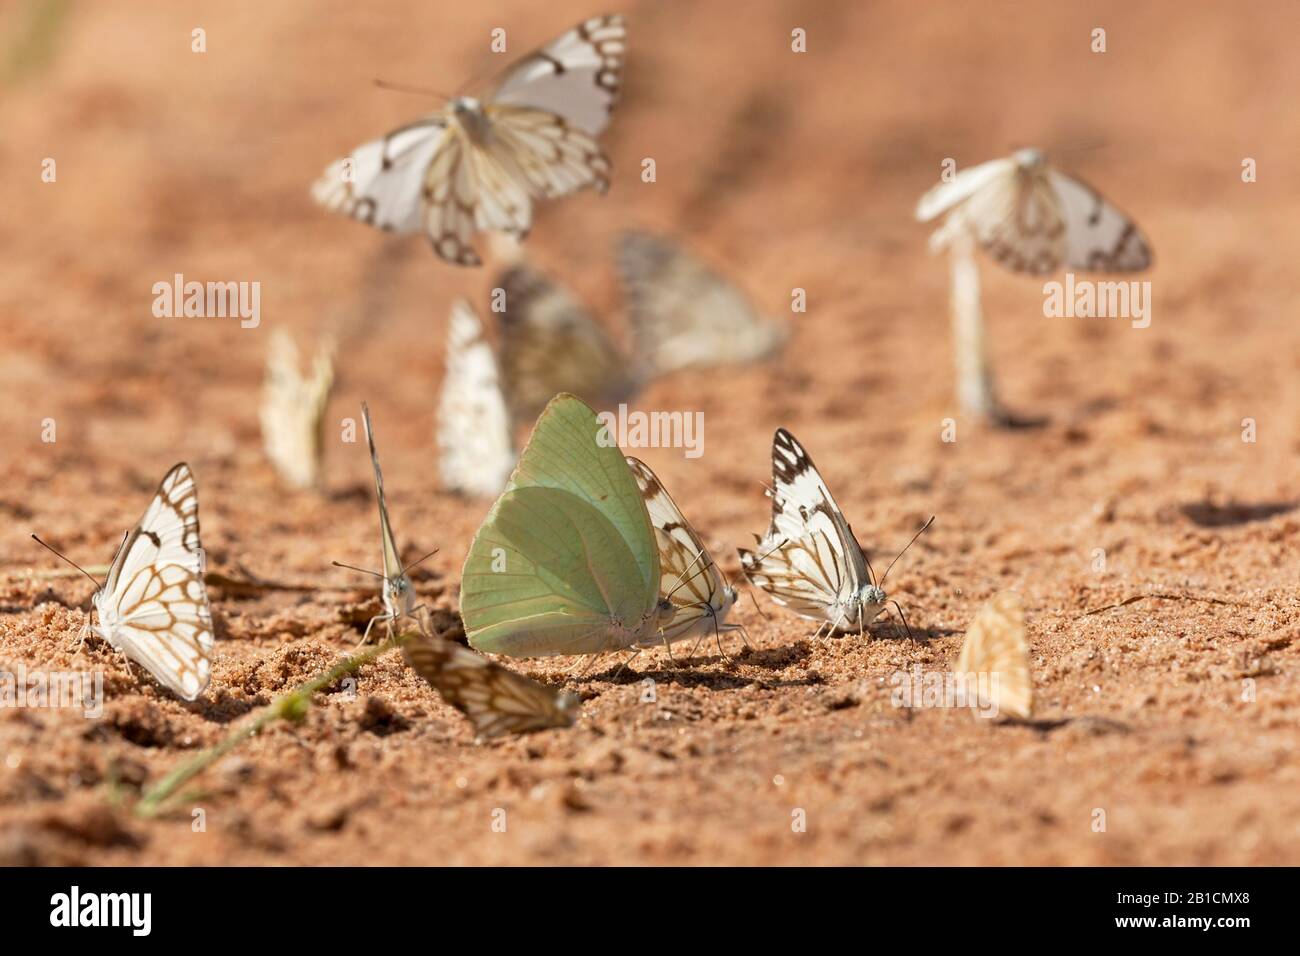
[135,628,416,817]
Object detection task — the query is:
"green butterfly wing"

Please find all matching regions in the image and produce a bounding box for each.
[461,394,666,656]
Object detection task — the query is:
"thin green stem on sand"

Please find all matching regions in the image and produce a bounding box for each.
[136,626,418,817]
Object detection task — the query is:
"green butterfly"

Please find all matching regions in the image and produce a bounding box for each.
[460,393,676,657]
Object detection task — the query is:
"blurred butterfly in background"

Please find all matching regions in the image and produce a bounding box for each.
[437,299,517,497]
[33,464,214,701]
[953,590,1033,720]
[312,14,626,267]
[618,230,788,375]
[460,393,675,657]
[494,260,638,424]
[401,610,579,738]
[260,329,335,491]
[915,147,1152,275]
[625,457,741,654]
[740,429,931,637]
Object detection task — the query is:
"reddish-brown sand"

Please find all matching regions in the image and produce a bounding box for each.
[2,0,1299,865]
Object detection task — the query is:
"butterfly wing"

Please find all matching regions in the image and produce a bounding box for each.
[618,231,788,375]
[461,394,665,657]
[954,591,1033,719]
[739,429,869,622]
[914,156,1015,223]
[487,14,625,138]
[437,300,517,497]
[260,330,334,490]
[359,402,414,621]
[312,118,449,235]
[494,262,634,423]
[402,623,578,737]
[95,463,213,701]
[625,457,735,644]
[1047,168,1152,272]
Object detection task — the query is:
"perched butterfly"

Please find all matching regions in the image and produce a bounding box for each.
[460,393,675,657]
[625,457,740,651]
[618,230,788,375]
[42,464,213,700]
[916,148,1152,275]
[401,611,579,738]
[312,14,626,267]
[259,329,335,490]
[437,299,517,497]
[342,402,431,644]
[953,591,1033,720]
[494,261,636,424]
[739,429,930,636]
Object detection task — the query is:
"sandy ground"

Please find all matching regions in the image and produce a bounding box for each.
[2,0,1300,865]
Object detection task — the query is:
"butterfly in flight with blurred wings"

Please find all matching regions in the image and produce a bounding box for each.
[916,148,1152,275]
[436,299,517,498]
[739,429,931,637]
[625,457,742,654]
[617,230,788,375]
[313,14,626,267]
[401,611,578,739]
[34,464,214,701]
[953,590,1033,720]
[259,329,335,491]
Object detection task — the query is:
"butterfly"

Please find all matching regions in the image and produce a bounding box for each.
[625,457,740,652]
[460,393,675,657]
[436,299,517,497]
[618,230,788,375]
[494,261,636,424]
[739,429,930,637]
[953,591,1033,720]
[312,14,626,267]
[915,148,1152,275]
[340,402,433,644]
[259,329,335,490]
[51,464,214,701]
[401,610,579,738]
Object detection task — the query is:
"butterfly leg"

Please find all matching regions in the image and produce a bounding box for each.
[611,650,641,682]
[356,611,392,648]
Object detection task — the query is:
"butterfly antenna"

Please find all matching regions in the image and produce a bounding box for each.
[29,534,103,589]
[664,547,711,604]
[399,548,440,579]
[372,78,453,101]
[331,560,386,581]
[880,516,935,586]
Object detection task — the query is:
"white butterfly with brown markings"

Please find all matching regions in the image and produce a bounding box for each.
[739,430,930,637]
[313,14,626,267]
[916,148,1152,275]
[625,457,740,652]
[35,464,214,700]
[260,329,334,491]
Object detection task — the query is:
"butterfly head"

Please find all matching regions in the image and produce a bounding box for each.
[1013,147,1047,169]
[450,96,490,141]
[858,584,888,621]
[383,573,414,616]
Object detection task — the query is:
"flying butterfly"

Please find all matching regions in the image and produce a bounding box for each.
[625,457,741,653]
[401,610,579,738]
[312,14,626,267]
[437,299,517,497]
[618,230,788,375]
[494,261,636,424]
[34,464,214,701]
[953,591,1033,720]
[334,403,435,644]
[260,329,335,491]
[739,429,931,637]
[460,393,675,658]
[915,147,1152,275]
